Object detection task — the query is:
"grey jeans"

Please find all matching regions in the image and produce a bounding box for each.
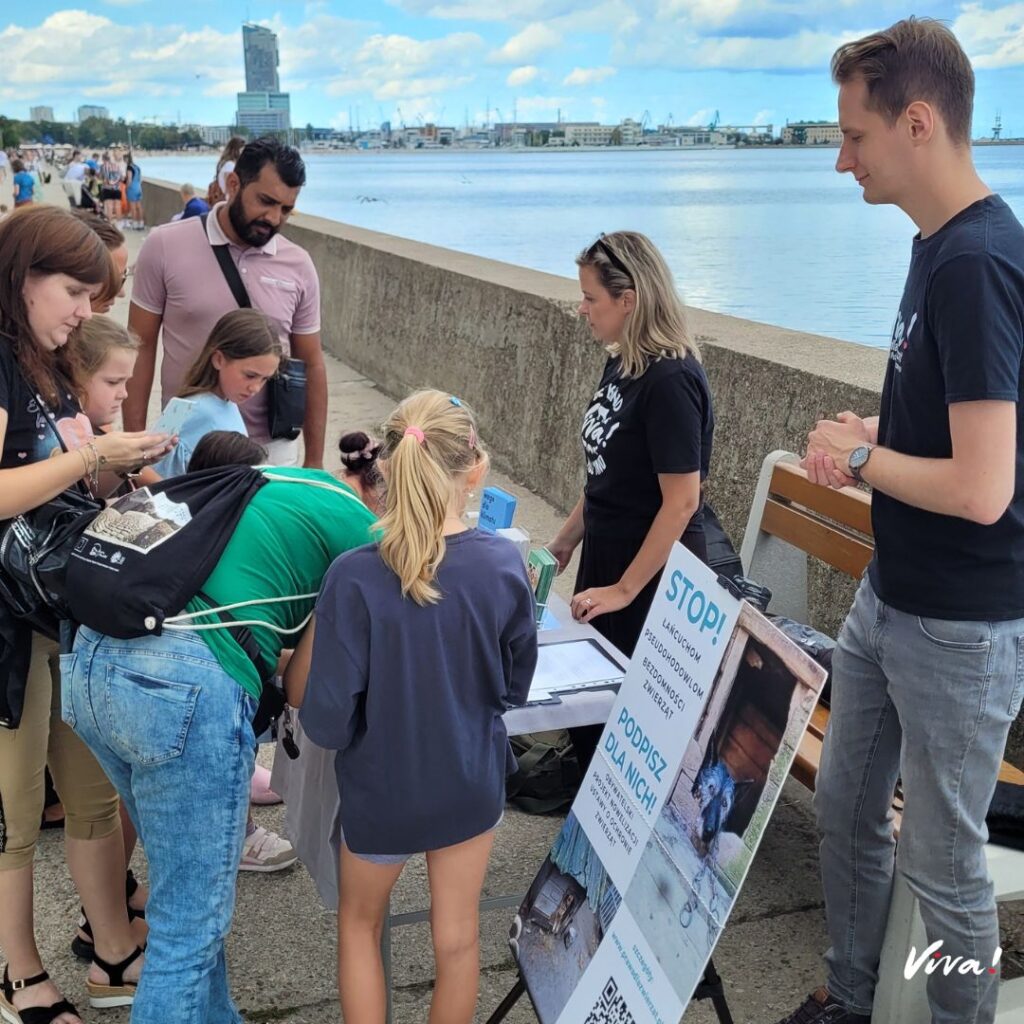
[814,577,1024,1023]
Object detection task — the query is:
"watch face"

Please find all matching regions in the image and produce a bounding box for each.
[849,446,870,471]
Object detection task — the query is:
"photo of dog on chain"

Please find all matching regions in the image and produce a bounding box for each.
[623,602,826,1004]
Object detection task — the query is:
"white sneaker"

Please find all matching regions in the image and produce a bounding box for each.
[239,825,297,873]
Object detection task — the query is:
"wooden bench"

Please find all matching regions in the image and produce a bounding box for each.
[740,450,1024,1024]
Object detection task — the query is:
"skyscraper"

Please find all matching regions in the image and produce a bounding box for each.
[237,23,290,134]
[243,23,280,93]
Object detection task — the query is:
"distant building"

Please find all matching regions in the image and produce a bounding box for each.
[186,125,234,146]
[493,121,565,145]
[30,105,54,122]
[782,121,841,145]
[243,23,280,92]
[236,92,291,134]
[77,104,110,122]
[236,23,290,133]
[562,119,642,146]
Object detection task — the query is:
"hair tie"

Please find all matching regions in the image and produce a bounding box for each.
[404,426,425,445]
[449,396,462,407]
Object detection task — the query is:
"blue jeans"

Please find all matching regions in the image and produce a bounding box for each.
[815,578,1024,1023]
[62,626,257,1024]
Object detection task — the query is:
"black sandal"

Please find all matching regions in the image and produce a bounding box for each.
[0,965,80,1024]
[86,947,143,1009]
[70,869,146,961]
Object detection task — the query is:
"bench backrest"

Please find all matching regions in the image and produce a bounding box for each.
[739,451,873,620]
[740,450,1024,789]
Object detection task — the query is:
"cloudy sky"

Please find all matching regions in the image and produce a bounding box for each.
[3,2,1023,136]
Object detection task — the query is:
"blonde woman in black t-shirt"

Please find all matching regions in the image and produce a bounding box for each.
[0,206,172,1024]
[548,231,715,662]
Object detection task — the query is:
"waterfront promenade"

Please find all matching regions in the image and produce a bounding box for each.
[24,177,1024,1021]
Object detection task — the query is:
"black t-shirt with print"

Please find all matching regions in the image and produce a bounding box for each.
[581,353,713,539]
[0,343,89,470]
[869,195,1024,621]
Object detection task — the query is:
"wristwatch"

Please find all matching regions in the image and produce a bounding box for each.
[848,445,874,482]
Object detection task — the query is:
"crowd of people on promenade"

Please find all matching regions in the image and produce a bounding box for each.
[0,16,1023,1024]
[0,145,144,231]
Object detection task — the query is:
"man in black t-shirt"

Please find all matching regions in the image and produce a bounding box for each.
[771,19,1024,1024]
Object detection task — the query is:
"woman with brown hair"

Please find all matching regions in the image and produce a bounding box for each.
[0,206,173,1024]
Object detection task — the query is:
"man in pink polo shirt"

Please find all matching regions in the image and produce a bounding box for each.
[125,137,326,468]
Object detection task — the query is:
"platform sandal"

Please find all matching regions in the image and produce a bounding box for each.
[70,869,146,961]
[86,947,143,1009]
[0,965,80,1024]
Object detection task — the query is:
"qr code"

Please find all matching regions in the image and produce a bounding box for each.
[583,977,636,1024]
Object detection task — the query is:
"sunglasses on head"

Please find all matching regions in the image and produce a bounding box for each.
[593,233,632,281]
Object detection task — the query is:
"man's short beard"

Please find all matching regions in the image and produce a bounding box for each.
[228,191,277,247]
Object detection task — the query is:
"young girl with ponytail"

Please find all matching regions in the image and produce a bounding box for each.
[284,389,538,1024]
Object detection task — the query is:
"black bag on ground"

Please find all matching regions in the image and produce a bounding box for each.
[986,781,1024,851]
[64,465,267,638]
[507,731,582,815]
[768,615,836,705]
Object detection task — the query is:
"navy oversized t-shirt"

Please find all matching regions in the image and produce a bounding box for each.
[870,195,1024,620]
[300,529,538,855]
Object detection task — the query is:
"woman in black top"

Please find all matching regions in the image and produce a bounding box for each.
[0,206,171,1024]
[548,231,714,658]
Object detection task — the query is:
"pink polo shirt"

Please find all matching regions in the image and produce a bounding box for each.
[131,204,321,443]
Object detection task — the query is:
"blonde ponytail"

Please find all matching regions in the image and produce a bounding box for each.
[376,390,485,605]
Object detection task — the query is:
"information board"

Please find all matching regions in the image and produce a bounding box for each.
[511,543,827,1024]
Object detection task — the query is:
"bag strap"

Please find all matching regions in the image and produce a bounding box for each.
[200,213,252,309]
[193,590,275,682]
[162,593,317,634]
[161,472,366,633]
[259,469,367,507]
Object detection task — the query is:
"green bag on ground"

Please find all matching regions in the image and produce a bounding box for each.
[506,731,582,815]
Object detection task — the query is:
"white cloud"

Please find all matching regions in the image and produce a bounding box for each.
[490,23,561,63]
[752,108,774,126]
[322,31,482,103]
[685,107,715,126]
[954,2,1024,68]
[563,66,617,86]
[389,0,592,20]
[0,11,240,113]
[616,24,865,70]
[507,65,539,86]
[514,94,573,117]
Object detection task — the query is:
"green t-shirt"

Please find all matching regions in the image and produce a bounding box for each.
[184,467,377,698]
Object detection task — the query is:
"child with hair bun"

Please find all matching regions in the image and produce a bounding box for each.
[285,389,538,1024]
[337,429,384,514]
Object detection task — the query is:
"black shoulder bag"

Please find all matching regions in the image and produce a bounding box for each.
[200,214,307,441]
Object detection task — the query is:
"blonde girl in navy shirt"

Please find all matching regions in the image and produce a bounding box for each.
[285,390,538,1024]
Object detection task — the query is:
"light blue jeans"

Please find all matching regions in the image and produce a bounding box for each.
[815,578,1024,1023]
[62,626,257,1024]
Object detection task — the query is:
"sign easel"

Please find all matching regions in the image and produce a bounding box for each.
[505,543,826,1024]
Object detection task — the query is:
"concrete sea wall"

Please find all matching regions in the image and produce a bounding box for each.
[143,179,1021,766]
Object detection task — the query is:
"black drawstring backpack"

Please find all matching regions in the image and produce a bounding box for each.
[63,464,268,637]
